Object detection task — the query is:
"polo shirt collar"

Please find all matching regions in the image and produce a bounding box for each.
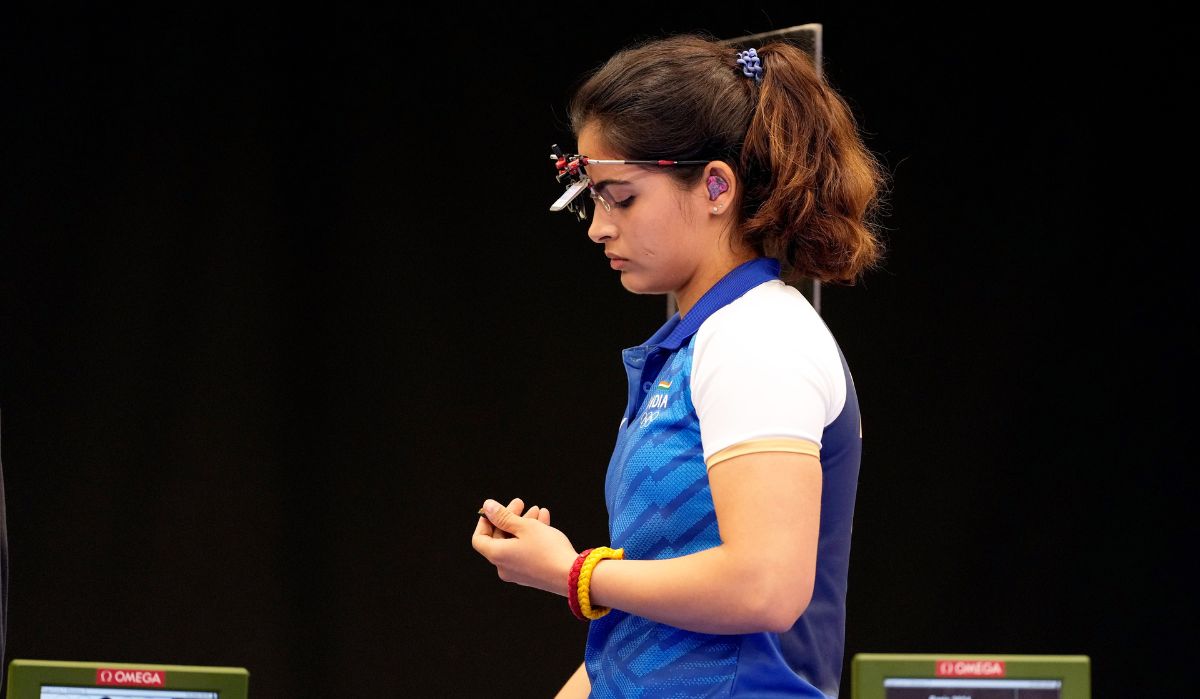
[646,257,781,351]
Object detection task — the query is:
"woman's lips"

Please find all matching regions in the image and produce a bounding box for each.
[607,254,628,270]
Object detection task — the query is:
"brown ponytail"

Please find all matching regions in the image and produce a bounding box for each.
[741,40,885,282]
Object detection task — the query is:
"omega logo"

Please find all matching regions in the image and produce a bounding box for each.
[96,668,166,687]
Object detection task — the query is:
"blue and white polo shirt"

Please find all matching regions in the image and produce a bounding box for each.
[584,257,862,698]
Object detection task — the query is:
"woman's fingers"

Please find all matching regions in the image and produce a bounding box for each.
[475,497,547,546]
[491,497,526,539]
[522,504,550,525]
[474,512,494,537]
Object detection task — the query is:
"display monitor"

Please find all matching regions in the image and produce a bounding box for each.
[851,653,1090,699]
[6,659,249,699]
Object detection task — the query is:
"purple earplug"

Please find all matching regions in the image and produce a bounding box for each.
[707,175,729,201]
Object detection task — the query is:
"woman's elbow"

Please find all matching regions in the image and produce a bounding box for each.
[743,569,814,633]
[762,588,813,633]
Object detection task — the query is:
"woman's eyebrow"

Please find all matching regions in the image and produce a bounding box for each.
[592,178,632,189]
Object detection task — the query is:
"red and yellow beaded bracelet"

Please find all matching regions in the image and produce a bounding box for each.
[568,546,624,621]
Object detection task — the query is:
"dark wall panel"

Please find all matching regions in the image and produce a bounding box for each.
[0,6,1189,697]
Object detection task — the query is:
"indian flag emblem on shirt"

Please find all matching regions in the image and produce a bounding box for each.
[657,380,672,389]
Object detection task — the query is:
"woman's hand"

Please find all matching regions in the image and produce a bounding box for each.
[484,497,548,539]
[472,498,579,597]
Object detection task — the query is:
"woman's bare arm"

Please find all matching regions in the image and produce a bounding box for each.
[473,451,822,635]
[553,662,589,699]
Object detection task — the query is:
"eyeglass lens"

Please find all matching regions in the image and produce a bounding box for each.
[589,185,612,216]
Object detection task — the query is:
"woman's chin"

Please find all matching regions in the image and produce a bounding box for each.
[619,276,671,296]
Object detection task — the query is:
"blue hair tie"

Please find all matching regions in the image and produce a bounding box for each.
[736,48,763,83]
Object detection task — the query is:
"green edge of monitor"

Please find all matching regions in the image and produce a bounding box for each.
[7,659,249,698]
[851,653,1090,699]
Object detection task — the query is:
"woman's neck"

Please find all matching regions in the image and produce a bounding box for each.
[675,249,758,318]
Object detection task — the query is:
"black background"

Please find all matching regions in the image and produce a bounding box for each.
[1,4,1192,697]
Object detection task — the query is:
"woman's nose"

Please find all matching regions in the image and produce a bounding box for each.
[588,216,616,244]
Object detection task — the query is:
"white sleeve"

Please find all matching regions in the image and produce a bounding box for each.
[690,282,846,466]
